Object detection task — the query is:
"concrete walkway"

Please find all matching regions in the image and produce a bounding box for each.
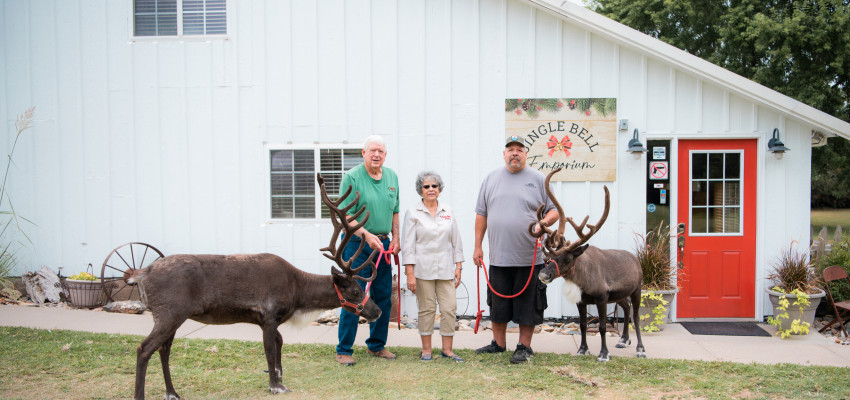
[1,304,848,367]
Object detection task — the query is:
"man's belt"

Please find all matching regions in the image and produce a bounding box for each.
[349,233,390,241]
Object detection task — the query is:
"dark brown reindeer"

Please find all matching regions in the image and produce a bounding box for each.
[533,168,645,362]
[126,174,381,400]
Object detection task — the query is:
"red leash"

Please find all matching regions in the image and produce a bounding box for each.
[474,239,540,333]
[374,246,401,330]
[475,266,483,333]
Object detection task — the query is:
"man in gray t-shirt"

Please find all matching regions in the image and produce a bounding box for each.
[473,135,559,363]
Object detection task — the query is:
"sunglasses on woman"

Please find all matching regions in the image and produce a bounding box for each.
[422,184,439,189]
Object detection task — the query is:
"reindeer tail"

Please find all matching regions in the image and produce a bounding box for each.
[123,267,149,285]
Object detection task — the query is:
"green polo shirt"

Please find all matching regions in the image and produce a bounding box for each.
[338,164,399,235]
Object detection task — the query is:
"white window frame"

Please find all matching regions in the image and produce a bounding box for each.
[266,143,364,222]
[688,149,745,237]
[132,0,229,40]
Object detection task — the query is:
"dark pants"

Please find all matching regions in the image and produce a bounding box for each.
[486,264,547,326]
[336,236,392,355]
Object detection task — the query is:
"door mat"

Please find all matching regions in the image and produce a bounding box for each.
[680,322,771,337]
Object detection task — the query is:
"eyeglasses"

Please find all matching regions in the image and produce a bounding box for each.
[422,184,439,189]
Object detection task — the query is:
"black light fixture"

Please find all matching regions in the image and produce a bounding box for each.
[627,128,647,160]
[768,128,790,159]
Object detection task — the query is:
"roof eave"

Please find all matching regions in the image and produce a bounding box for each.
[526,0,850,141]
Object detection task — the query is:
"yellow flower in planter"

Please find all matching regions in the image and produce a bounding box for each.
[68,272,97,281]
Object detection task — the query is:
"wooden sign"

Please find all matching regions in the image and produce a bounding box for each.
[506,98,617,182]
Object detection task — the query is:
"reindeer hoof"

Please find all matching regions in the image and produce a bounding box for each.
[636,351,647,358]
[615,339,631,348]
[596,354,610,362]
[270,384,291,394]
[163,393,182,400]
[576,348,589,356]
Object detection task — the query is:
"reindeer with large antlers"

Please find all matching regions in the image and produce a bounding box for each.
[125,174,381,400]
[534,168,646,362]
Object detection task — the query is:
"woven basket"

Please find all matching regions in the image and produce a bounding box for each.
[63,279,106,308]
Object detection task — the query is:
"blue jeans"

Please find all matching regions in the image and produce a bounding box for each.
[336,236,393,355]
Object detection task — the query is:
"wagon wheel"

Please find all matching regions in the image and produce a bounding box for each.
[455,280,470,317]
[100,242,165,303]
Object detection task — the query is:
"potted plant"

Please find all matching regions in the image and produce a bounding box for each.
[634,223,679,332]
[63,266,107,308]
[765,241,826,338]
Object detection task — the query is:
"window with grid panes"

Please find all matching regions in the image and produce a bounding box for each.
[270,148,363,219]
[134,0,226,37]
[690,151,742,234]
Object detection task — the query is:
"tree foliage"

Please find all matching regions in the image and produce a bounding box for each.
[589,0,850,207]
[812,137,850,208]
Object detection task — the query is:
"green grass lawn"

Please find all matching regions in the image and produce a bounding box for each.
[811,208,850,240]
[0,327,846,400]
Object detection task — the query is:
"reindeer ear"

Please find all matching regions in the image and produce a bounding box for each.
[575,244,589,256]
[331,267,348,286]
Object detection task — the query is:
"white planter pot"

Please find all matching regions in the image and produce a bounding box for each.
[766,288,825,334]
[638,288,678,331]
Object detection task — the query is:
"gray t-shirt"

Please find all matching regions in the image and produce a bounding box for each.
[475,167,556,266]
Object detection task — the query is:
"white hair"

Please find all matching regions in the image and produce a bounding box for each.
[561,279,583,304]
[362,135,386,151]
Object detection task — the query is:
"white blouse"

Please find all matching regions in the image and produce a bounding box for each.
[401,200,465,280]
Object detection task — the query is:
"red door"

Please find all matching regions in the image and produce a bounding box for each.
[677,139,757,318]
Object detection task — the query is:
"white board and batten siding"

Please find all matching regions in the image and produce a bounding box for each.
[2,0,847,319]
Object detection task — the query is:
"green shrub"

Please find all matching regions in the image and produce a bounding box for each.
[814,237,850,304]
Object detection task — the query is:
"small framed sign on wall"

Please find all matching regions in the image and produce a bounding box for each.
[505,98,617,182]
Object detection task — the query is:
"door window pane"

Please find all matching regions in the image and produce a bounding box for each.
[692,208,707,233]
[692,181,707,206]
[725,182,740,206]
[708,207,722,233]
[725,153,740,179]
[725,207,741,233]
[692,154,707,179]
[708,153,724,179]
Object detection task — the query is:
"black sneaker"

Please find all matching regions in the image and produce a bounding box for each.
[510,343,534,364]
[475,340,507,354]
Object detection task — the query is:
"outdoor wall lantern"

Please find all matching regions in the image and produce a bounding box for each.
[768,128,790,160]
[627,128,647,160]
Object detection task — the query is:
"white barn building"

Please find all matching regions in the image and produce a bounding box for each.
[2,0,849,321]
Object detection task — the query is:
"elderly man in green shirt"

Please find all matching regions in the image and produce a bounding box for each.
[335,135,400,366]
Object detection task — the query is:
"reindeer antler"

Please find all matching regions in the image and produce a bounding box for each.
[317,173,378,282]
[532,168,610,258]
[529,168,567,258]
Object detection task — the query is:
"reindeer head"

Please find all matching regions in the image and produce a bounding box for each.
[532,168,610,285]
[318,174,382,321]
[329,266,381,321]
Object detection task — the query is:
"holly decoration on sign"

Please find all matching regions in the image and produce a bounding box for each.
[506,98,616,118]
[505,98,563,118]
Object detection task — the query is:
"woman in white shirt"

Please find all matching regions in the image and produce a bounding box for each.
[401,171,465,362]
